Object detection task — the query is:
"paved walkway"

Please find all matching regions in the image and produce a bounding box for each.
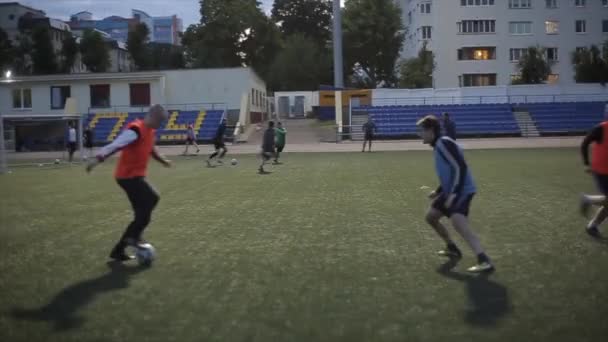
[4,136,582,161]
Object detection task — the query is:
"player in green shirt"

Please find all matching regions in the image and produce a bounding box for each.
[274,122,287,164]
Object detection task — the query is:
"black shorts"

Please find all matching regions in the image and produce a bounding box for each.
[67,142,77,153]
[365,133,374,141]
[594,173,608,195]
[262,151,273,160]
[432,193,475,217]
[186,137,194,144]
[276,144,285,153]
[84,142,93,149]
[214,140,226,149]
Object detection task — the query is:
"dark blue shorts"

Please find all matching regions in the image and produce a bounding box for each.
[432,193,475,217]
[593,173,608,195]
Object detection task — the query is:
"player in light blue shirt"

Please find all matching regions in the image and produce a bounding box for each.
[416,115,494,273]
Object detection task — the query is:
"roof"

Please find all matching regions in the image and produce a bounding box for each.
[0,68,266,85]
[0,2,45,15]
[0,71,165,84]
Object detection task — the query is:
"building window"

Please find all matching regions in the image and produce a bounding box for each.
[546,48,558,62]
[545,0,557,8]
[509,48,528,62]
[90,84,110,108]
[509,21,533,35]
[420,2,431,13]
[545,20,559,34]
[576,20,586,33]
[547,74,559,84]
[575,0,586,7]
[421,26,432,39]
[12,88,32,109]
[459,74,497,87]
[8,14,15,20]
[604,0,608,7]
[51,86,70,109]
[461,0,494,5]
[130,83,150,106]
[457,20,496,34]
[457,47,497,60]
[509,0,532,8]
[603,20,608,33]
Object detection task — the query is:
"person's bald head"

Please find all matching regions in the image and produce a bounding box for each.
[145,104,168,129]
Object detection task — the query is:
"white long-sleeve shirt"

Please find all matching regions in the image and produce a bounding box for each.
[97,129,138,160]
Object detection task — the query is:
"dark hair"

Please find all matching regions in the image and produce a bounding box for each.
[268,121,275,128]
[416,115,441,136]
[443,112,449,118]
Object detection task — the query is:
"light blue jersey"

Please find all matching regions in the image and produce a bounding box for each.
[434,137,476,195]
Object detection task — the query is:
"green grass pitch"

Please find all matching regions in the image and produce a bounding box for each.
[1,148,607,342]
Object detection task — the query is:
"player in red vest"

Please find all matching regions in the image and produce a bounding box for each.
[580,120,608,237]
[86,105,171,261]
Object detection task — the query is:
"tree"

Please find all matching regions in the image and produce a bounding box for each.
[31,25,57,74]
[572,41,608,85]
[13,33,32,75]
[398,43,435,89]
[80,29,110,72]
[127,23,150,71]
[239,13,282,78]
[343,0,405,88]
[266,34,331,91]
[148,43,186,70]
[271,0,332,45]
[183,0,267,68]
[514,46,552,84]
[0,28,15,73]
[60,32,78,73]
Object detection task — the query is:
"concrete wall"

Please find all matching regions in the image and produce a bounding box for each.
[163,68,266,111]
[372,83,608,105]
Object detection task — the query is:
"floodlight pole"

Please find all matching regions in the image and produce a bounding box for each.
[0,113,6,174]
[332,0,344,89]
[78,114,84,161]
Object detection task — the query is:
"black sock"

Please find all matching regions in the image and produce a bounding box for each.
[447,242,459,252]
[477,253,490,264]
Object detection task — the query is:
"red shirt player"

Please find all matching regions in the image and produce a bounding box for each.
[580,120,608,237]
[87,105,171,261]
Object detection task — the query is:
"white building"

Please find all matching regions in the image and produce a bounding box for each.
[0,68,267,151]
[398,0,608,87]
[0,2,45,41]
[0,68,266,118]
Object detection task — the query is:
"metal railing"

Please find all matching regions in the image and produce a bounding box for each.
[86,102,227,115]
[366,94,608,107]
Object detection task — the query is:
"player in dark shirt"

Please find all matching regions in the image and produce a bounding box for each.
[83,127,94,159]
[362,118,377,152]
[206,119,228,167]
[259,121,275,174]
[442,113,457,140]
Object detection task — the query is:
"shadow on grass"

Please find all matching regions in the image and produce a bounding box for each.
[9,261,148,331]
[437,259,511,327]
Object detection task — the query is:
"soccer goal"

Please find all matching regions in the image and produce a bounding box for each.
[0,113,85,174]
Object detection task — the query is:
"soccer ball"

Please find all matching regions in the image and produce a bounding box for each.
[54,159,60,164]
[231,158,238,166]
[136,243,156,266]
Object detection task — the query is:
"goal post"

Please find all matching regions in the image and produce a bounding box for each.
[0,114,85,172]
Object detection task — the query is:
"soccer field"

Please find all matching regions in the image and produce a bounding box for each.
[1,148,607,342]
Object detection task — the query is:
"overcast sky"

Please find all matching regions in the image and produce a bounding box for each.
[13,0,276,27]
